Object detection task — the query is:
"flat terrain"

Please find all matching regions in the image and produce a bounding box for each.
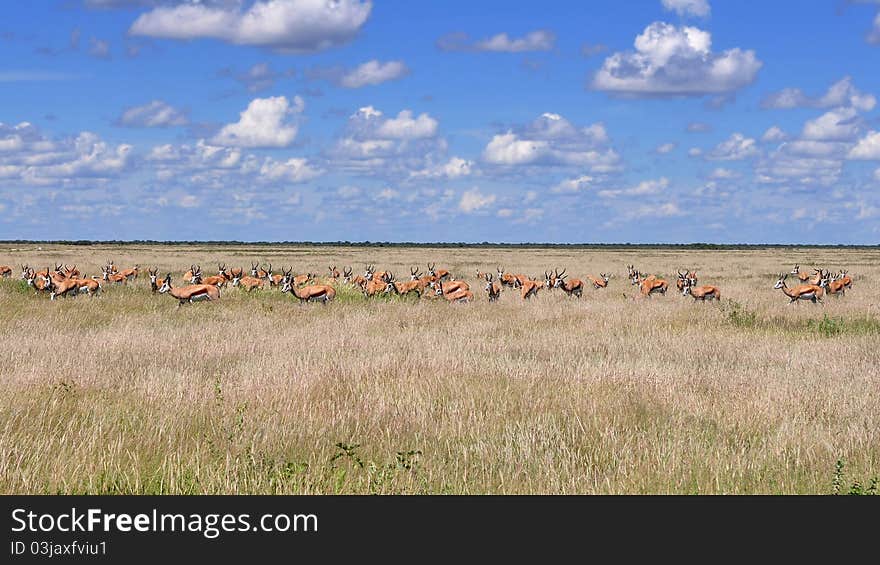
[1,244,878,494]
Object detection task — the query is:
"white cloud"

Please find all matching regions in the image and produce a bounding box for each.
[874,167,880,181]
[212,95,303,148]
[129,0,372,54]
[686,122,712,133]
[628,202,684,219]
[761,77,876,111]
[339,60,408,88]
[656,142,677,154]
[458,188,496,213]
[709,167,739,179]
[410,156,473,179]
[802,107,860,141]
[475,30,556,52]
[599,176,669,198]
[869,13,880,45]
[661,0,710,18]
[761,126,787,143]
[552,175,594,193]
[688,147,703,157]
[481,113,619,171]
[118,100,188,127]
[708,133,758,160]
[259,157,323,182]
[437,29,555,53]
[376,110,438,139]
[592,22,761,96]
[848,131,880,160]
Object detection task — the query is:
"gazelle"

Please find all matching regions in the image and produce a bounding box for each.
[552,269,584,298]
[681,277,720,301]
[496,267,518,289]
[250,262,270,280]
[427,262,451,282]
[484,273,501,302]
[586,273,609,289]
[106,260,118,275]
[199,272,228,288]
[476,269,489,281]
[392,270,427,297]
[364,272,393,297]
[183,265,201,284]
[49,275,101,300]
[435,280,472,303]
[774,274,823,304]
[281,277,335,304]
[25,268,51,293]
[328,265,341,280]
[519,277,543,300]
[808,268,824,286]
[821,273,846,297]
[639,275,668,298]
[233,271,265,292]
[158,274,220,306]
[117,264,139,282]
[837,270,852,290]
[430,278,469,296]
[102,265,128,285]
[148,267,167,293]
[0,265,13,278]
[790,264,811,283]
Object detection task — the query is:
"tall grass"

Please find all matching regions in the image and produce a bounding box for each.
[0,244,878,493]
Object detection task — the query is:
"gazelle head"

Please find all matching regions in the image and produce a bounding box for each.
[191,265,203,284]
[434,280,444,296]
[774,274,787,289]
[158,274,173,293]
[24,268,37,287]
[601,273,609,284]
[148,267,158,285]
[20,264,30,280]
[328,265,340,279]
[630,270,641,286]
[342,266,353,284]
[427,262,436,277]
[790,264,800,275]
[281,267,293,286]
[364,264,375,280]
[218,263,228,279]
[250,262,260,277]
[101,265,110,281]
[231,268,244,287]
[410,266,421,280]
[383,272,398,294]
[484,273,495,292]
[553,268,566,288]
[497,266,505,279]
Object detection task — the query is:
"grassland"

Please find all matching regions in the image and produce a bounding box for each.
[0,243,878,494]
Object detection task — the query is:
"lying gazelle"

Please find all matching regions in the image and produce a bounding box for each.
[158,273,220,306]
[435,280,472,303]
[250,262,270,280]
[427,262,451,282]
[280,272,335,304]
[232,268,265,292]
[25,268,51,293]
[389,270,427,297]
[586,273,610,289]
[484,273,502,302]
[364,272,393,297]
[47,273,101,300]
[183,265,200,284]
[681,276,720,301]
[0,264,13,278]
[102,265,128,285]
[790,264,812,283]
[496,267,518,289]
[430,277,469,297]
[117,264,139,282]
[148,267,167,293]
[774,274,823,305]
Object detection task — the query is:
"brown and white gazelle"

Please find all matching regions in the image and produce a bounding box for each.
[435,280,472,303]
[774,274,823,304]
[552,269,584,298]
[586,273,610,289]
[484,273,501,302]
[0,264,13,278]
[158,273,220,306]
[281,274,335,304]
[681,277,720,301]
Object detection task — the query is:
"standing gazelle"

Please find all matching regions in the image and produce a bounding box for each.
[158,274,220,306]
[774,274,823,305]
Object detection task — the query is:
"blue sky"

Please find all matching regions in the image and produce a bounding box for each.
[1,0,880,243]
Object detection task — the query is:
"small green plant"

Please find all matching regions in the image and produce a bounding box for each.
[723,299,758,329]
[809,315,844,338]
[329,442,425,494]
[832,459,878,495]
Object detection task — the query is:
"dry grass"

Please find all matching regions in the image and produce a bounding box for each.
[1,243,878,494]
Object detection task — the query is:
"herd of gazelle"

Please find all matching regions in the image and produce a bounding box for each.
[4,259,854,307]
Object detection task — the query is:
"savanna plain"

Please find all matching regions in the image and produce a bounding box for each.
[1,244,878,494]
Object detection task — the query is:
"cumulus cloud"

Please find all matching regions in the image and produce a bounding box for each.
[655,142,677,154]
[482,112,619,171]
[708,167,739,179]
[591,22,761,96]
[212,95,304,148]
[761,76,876,111]
[598,177,669,198]
[661,0,710,18]
[458,188,496,213]
[129,0,372,54]
[761,126,787,143]
[338,60,408,88]
[801,107,861,141]
[848,131,880,160]
[410,156,473,179]
[117,100,188,127]
[375,110,438,139]
[552,175,594,193]
[437,30,555,53]
[707,133,758,160]
[0,122,132,186]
